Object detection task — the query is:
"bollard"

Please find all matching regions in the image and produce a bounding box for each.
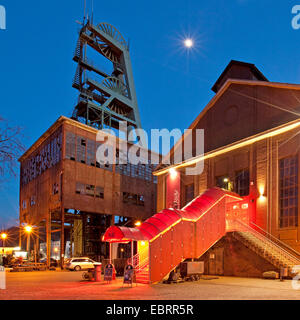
[280,267,288,282]
[94,265,102,282]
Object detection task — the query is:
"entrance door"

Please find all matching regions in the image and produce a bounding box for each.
[208,248,224,275]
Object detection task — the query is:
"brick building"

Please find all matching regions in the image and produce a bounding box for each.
[154,60,300,253]
[19,116,157,263]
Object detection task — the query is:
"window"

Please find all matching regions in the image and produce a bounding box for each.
[86,185,95,197]
[137,195,145,206]
[87,139,96,166]
[95,186,104,199]
[30,196,36,206]
[216,175,230,190]
[123,192,144,206]
[21,131,62,186]
[185,184,194,205]
[52,183,59,195]
[76,136,86,164]
[76,182,104,199]
[75,182,85,195]
[22,200,27,210]
[235,169,250,196]
[279,156,298,228]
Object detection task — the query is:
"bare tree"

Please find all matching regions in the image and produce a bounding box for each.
[0,117,25,179]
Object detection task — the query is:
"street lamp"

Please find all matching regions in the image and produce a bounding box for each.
[24,225,33,255]
[1,233,7,247]
[24,226,32,233]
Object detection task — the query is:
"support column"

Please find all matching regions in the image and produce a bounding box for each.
[46,211,51,268]
[131,240,134,265]
[109,242,112,264]
[60,208,65,269]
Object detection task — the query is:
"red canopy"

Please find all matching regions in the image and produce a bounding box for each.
[102,226,148,243]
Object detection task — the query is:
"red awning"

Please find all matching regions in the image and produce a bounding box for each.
[103,226,148,243]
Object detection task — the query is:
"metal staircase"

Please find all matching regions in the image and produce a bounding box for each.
[128,247,150,284]
[232,220,300,276]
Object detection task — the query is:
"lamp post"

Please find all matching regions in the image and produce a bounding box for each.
[24,225,32,259]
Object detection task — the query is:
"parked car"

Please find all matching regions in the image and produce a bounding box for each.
[65,257,101,271]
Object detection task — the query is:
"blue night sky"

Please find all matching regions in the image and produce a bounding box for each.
[0,0,299,226]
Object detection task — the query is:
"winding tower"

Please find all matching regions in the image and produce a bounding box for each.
[72,21,142,131]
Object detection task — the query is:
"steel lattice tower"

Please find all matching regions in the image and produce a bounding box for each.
[72,21,142,131]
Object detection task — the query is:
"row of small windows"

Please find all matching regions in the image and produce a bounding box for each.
[21,182,60,211]
[76,182,104,199]
[65,132,157,183]
[21,133,62,186]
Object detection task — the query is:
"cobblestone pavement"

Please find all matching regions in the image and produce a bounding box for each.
[1,270,300,300]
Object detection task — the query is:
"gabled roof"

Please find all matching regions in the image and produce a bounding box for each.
[211,60,268,93]
[154,79,300,174]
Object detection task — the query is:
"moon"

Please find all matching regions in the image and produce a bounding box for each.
[184,38,194,48]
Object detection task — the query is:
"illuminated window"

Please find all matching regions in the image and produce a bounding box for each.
[235,169,250,197]
[279,156,298,228]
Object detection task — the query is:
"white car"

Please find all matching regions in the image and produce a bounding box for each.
[65,257,101,271]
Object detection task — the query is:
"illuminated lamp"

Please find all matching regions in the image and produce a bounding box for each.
[169,168,178,180]
[1,233,7,240]
[259,186,266,200]
[135,221,142,227]
[24,225,32,233]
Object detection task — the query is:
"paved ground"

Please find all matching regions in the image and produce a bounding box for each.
[1,270,300,300]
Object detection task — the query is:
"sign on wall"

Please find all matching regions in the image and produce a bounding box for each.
[166,171,181,209]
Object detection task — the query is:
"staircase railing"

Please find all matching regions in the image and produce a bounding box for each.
[127,246,149,271]
[234,219,300,266]
[249,221,300,261]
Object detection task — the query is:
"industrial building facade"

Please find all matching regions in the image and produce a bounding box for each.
[19,116,157,262]
[155,60,300,253]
